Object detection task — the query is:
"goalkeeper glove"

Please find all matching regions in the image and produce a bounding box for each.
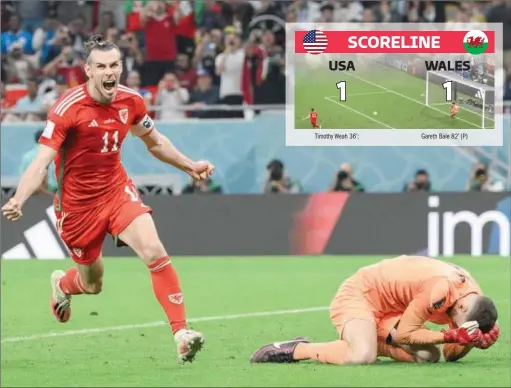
[475,324,500,350]
[442,321,483,345]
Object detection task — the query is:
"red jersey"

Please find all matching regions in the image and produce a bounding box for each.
[144,14,177,61]
[39,84,154,212]
[310,112,318,122]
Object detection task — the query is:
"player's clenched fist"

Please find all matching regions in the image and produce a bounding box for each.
[442,324,483,345]
[475,324,499,350]
[189,160,215,181]
[2,197,23,221]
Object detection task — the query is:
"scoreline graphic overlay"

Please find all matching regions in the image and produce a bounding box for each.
[286,23,504,146]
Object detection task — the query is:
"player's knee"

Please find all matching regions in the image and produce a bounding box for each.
[349,347,377,365]
[414,346,441,363]
[140,240,167,263]
[82,279,103,294]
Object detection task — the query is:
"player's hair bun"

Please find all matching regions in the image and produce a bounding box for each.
[87,34,106,47]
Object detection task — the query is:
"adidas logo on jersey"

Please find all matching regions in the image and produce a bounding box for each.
[88,120,99,127]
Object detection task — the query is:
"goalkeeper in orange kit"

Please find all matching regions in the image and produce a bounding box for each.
[450,101,459,119]
[250,255,500,365]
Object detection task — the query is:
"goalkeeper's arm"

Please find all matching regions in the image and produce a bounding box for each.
[394,298,481,346]
[393,299,446,345]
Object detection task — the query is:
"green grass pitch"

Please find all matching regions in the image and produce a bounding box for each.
[294,60,495,130]
[2,256,509,387]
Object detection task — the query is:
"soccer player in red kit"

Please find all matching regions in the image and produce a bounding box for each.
[304,108,321,128]
[1,35,213,363]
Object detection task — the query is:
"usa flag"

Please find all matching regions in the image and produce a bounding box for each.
[302,30,328,55]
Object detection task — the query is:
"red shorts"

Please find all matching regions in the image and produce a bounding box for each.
[311,121,317,126]
[55,182,152,265]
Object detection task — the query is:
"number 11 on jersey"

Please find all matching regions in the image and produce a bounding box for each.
[101,131,119,153]
[336,81,347,102]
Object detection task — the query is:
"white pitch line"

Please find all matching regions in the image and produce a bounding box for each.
[1,306,329,344]
[324,96,395,129]
[344,72,481,129]
[326,91,392,98]
[3,298,509,344]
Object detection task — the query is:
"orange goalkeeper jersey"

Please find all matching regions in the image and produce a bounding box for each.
[354,255,482,344]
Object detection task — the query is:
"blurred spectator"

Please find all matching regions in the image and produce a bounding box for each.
[95,11,117,38]
[68,15,89,55]
[140,0,179,85]
[40,25,72,66]
[215,30,245,118]
[175,53,197,92]
[125,70,153,107]
[329,163,365,192]
[0,82,16,120]
[4,78,43,122]
[467,162,491,191]
[155,72,189,120]
[404,169,432,192]
[3,41,37,84]
[32,16,60,67]
[486,0,511,66]
[193,29,223,86]
[465,161,505,192]
[251,1,285,42]
[104,27,120,44]
[42,43,87,87]
[19,130,57,195]
[317,3,335,23]
[256,30,285,105]
[41,75,69,113]
[119,32,144,84]
[1,13,33,56]
[195,0,225,30]
[188,69,220,118]
[264,159,301,194]
[1,2,16,33]
[182,177,223,194]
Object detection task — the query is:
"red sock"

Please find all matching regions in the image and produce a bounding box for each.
[59,267,86,295]
[148,257,187,334]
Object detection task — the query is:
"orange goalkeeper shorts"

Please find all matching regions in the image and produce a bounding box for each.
[329,276,402,342]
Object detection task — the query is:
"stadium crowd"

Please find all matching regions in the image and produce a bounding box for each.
[1,0,509,195]
[1,0,510,122]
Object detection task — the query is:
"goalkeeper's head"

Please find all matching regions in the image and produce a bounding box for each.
[450,294,498,333]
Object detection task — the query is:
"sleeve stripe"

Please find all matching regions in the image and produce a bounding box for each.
[56,94,86,116]
[54,89,84,114]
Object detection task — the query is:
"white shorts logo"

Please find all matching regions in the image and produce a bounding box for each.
[72,248,84,258]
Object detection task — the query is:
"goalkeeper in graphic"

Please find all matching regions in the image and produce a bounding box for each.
[450,101,459,119]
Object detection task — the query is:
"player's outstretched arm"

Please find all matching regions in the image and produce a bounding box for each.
[136,128,214,181]
[2,145,56,221]
[14,145,56,206]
